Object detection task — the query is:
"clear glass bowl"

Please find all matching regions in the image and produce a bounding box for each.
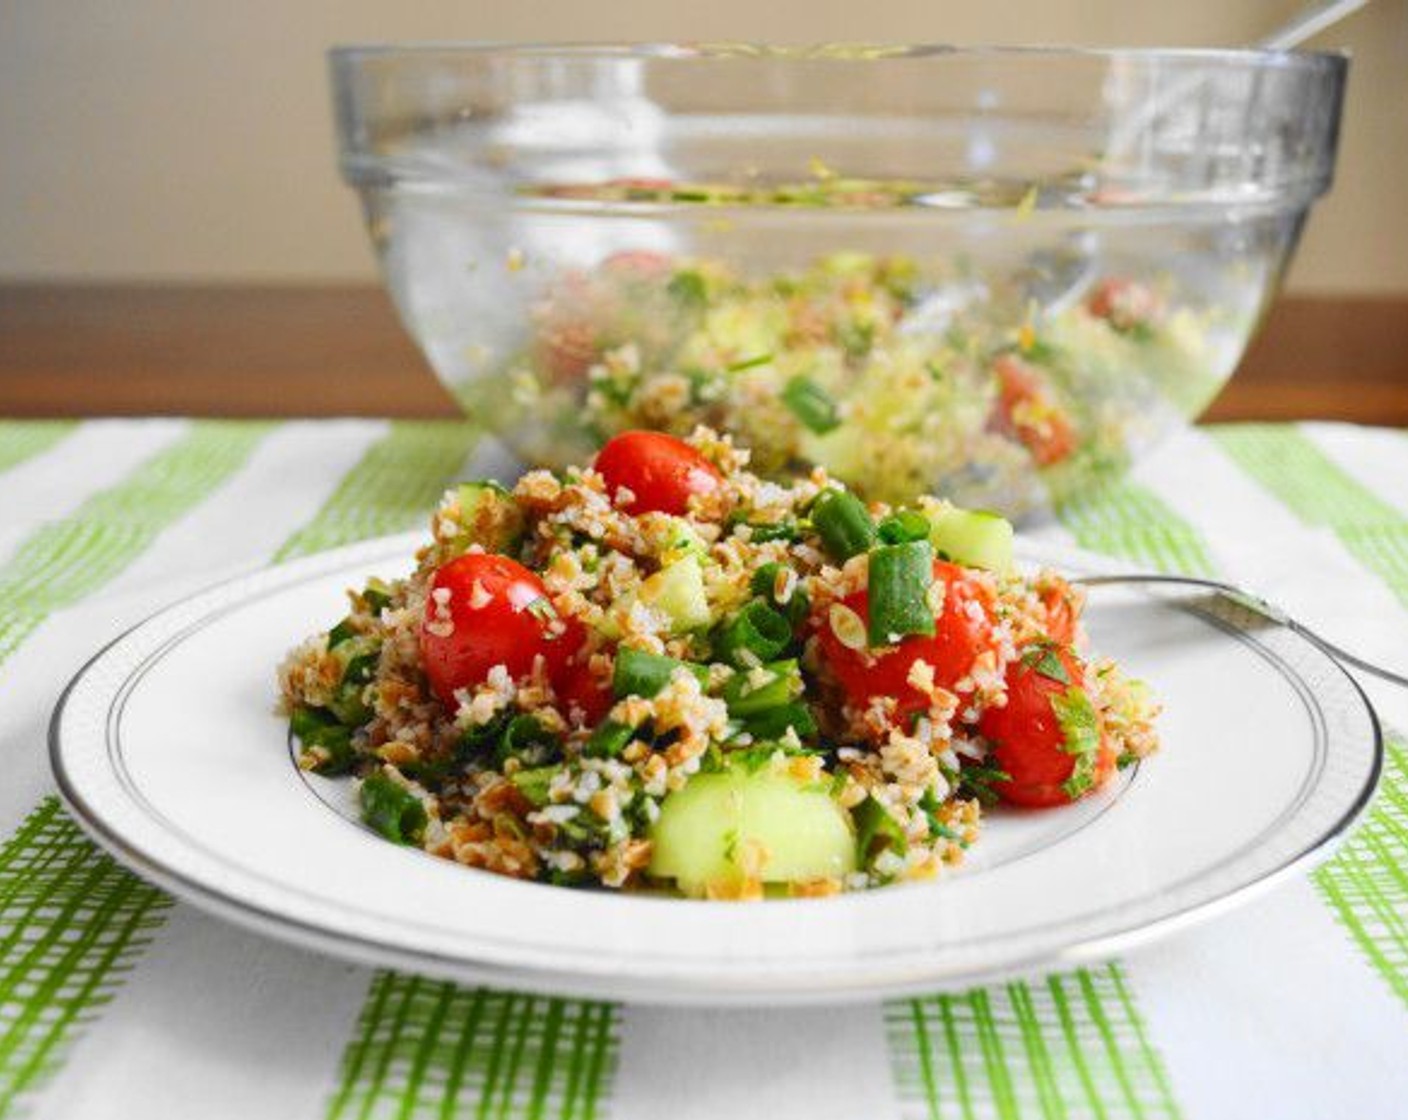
[330,43,1346,516]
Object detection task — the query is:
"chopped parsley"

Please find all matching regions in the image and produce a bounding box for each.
[1020,642,1071,685]
[957,762,1011,807]
[1051,686,1101,798]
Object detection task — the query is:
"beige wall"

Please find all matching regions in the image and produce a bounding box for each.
[2,0,1405,293]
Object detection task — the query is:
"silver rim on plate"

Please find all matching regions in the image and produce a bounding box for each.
[50,533,1383,1005]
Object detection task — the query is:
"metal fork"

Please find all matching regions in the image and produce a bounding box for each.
[1073,573,1408,690]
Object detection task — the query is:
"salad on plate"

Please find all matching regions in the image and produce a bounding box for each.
[278,428,1159,899]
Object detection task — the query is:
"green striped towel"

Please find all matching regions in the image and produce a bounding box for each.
[0,418,1404,1120]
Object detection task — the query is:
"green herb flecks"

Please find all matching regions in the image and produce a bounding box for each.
[1052,686,1101,798]
[958,763,1012,807]
[1021,642,1071,685]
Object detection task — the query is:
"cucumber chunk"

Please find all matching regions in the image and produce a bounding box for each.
[452,481,524,555]
[926,502,1015,573]
[637,555,711,633]
[657,516,707,563]
[649,764,856,897]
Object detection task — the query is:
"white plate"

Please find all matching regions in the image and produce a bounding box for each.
[51,533,1381,1007]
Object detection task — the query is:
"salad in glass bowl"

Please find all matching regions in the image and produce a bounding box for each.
[332,43,1345,515]
[477,248,1220,511]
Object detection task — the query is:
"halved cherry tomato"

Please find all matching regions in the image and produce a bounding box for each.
[815,560,995,725]
[993,354,1077,467]
[593,431,724,515]
[1085,277,1162,331]
[977,644,1115,808]
[419,554,581,708]
[535,318,600,384]
[555,662,614,727]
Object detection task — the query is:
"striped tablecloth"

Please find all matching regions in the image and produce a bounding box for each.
[0,418,1404,1120]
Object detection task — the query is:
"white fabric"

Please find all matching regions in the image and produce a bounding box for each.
[0,419,1404,1120]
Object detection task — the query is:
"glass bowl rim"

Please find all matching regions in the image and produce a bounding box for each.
[327,40,1347,72]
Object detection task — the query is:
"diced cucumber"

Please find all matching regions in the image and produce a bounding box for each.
[637,555,711,633]
[452,481,524,555]
[927,502,1015,573]
[648,765,856,897]
[657,516,707,564]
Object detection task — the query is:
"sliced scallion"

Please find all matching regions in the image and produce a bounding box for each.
[612,648,709,700]
[584,719,634,759]
[810,489,875,561]
[744,701,818,741]
[867,540,937,647]
[715,599,792,666]
[876,509,931,545]
[749,562,810,626]
[721,659,803,717]
[747,520,799,543]
[781,375,841,434]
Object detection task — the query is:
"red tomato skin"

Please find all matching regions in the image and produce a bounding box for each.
[815,561,995,723]
[418,554,579,708]
[535,319,599,384]
[993,354,1077,467]
[593,431,724,515]
[978,646,1114,808]
[556,663,614,727]
[1085,277,1162,330]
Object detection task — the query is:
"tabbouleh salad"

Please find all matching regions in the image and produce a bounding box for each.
[475,250,1218,514]
[278,428,1159,899]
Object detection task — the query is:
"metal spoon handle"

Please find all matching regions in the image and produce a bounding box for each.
[1073,573,1408,690]
[1258,0,1370,50]
[1282,619,1408,690]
